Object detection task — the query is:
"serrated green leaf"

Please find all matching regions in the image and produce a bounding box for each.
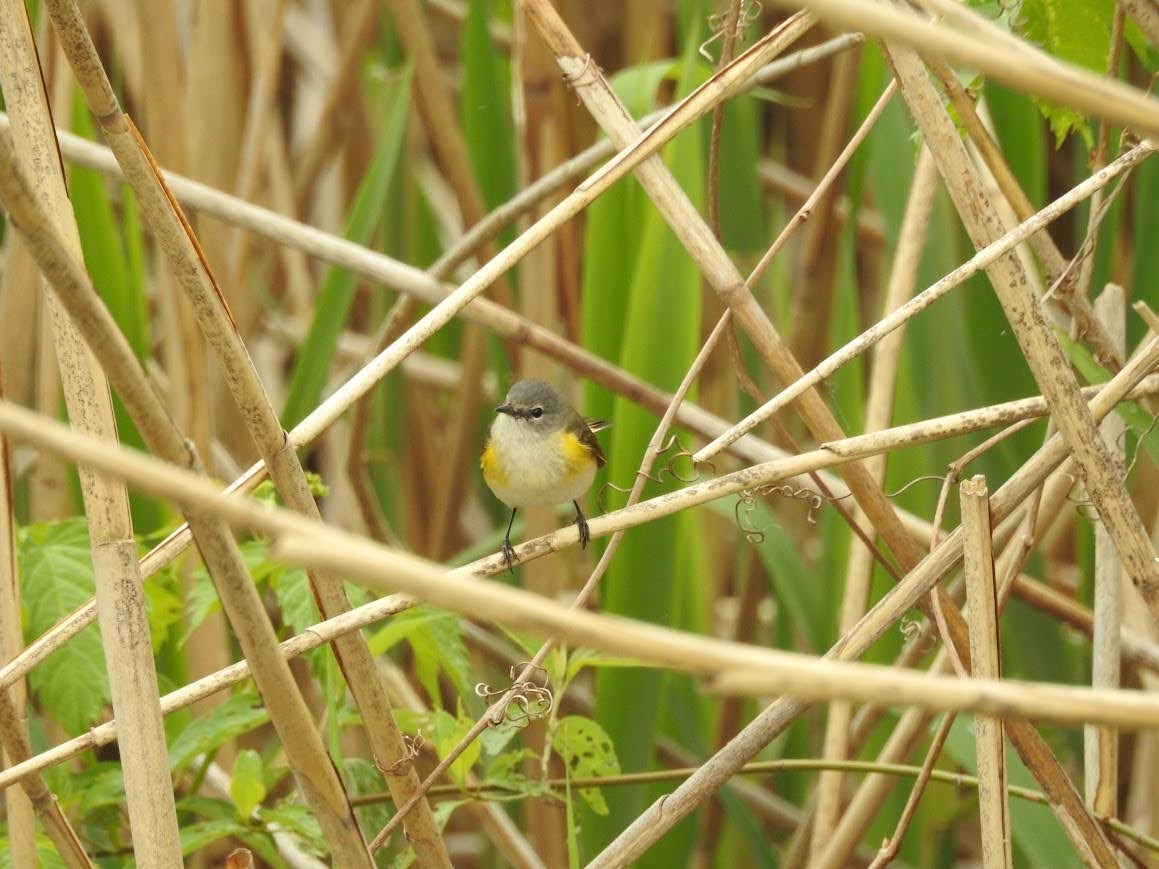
[431,709,483,788]
[178,818,256,857]
[1017,0,1113,145]
[168,692,269,772]
[271,565,320,637]
[0,836,69,869]
[408,612,473,711]
[230,749,267,819]
[144,577,184,652]
[18,519,111,733]
[550,715,620,816]
[258,802,325,857]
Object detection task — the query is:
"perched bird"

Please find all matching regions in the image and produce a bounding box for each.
[481,379,607,568]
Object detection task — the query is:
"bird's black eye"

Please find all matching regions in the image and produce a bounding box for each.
[531,407,544,419]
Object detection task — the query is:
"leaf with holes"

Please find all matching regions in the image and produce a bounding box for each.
[550,715,620,816]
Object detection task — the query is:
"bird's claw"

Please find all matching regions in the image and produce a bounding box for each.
[500,537,517,572]
[576,512,591,550]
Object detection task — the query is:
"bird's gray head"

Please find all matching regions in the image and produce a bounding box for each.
[495,379,568,429]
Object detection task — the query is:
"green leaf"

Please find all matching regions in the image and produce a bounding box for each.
[168,692,269,772]
[1017,0,1114,145]
[460,0,517,212]
[270,565,321,637]
[281,65,413,428]
[430,709,483,788]
[550,715,621,816]
[18,519,110,733]
[230,749,267,819]
[0,836,70,869]
[178,819,258,858]
[259,802,325,857]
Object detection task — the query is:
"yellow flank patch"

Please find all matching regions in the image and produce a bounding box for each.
[480,441,507,487]
[560,431,596,475]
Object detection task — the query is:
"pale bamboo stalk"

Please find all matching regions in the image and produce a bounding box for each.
[814,440,1092,868]
[0,592,413,793]
[589,329,1159,868]
[4,403,1159,734]
[523,3,934,624]
[1085,285,1127,815]
[767,0,1159,137]
[3,476,1158,802]
[1121,0,1159,45]
[695,139,1154,463]
[924,58,1120,368]
[40,0,449,859]
[749,79,897,288]
[368,311,737,853]
[8,365,1159,701]
[0,4,182,864]
[811,145,939,855]
[0,237,40,407]
[0,124,373,868]
[962,476,1013,868]
[884,43,1159,615]
[0,383,36,869]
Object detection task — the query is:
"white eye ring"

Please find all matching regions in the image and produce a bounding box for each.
[531,407,544,419]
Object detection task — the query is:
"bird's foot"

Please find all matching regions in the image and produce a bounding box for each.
[575,510,591,550]
[500,536,517,572]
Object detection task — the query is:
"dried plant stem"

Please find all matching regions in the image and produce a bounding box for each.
[884,43,1158,614]
[41,0,450,858]
[4,403,1159,737]
[748,78,896,288]
[589,324,1159,866]
[869,713,958,868]
[961,476,1013,868]
[812,144,939,853]
[0,4,180,864]
[0,385,42,866]
[925,58,1120,368]
[0,107,373,869]
[1085,286,1127,815]
[696,139,1154,463]
[368,312,736,851]
[8,365,1159,700]
[768,0,1159,137]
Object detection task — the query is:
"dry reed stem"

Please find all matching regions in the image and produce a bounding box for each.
[2,402,1159,736]
[368,308,737,852]
[7,367,1159,700]
[523,5,938,675]
[1086,286,1127,815]
[696,139,1155,463]
[0,142,374,866]
[925,58,1120,368]
[591,326,1159,865]
[0,4,181,864]
[812,144,940,853]
[961,476,1014,869]
[41,0,450,857]
[769,0,1159,137]
[748,79,896,288]
[0,58,373,869]
[0,384,36,868]
[1122,0,1159,46]
[884,43,1158,614]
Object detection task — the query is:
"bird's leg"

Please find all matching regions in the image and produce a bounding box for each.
[501,508,518,571]
[573,501,591,549]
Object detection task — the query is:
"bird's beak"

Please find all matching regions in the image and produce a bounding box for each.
[495,403,514,416]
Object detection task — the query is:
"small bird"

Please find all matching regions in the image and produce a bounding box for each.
[481,379,607,569]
